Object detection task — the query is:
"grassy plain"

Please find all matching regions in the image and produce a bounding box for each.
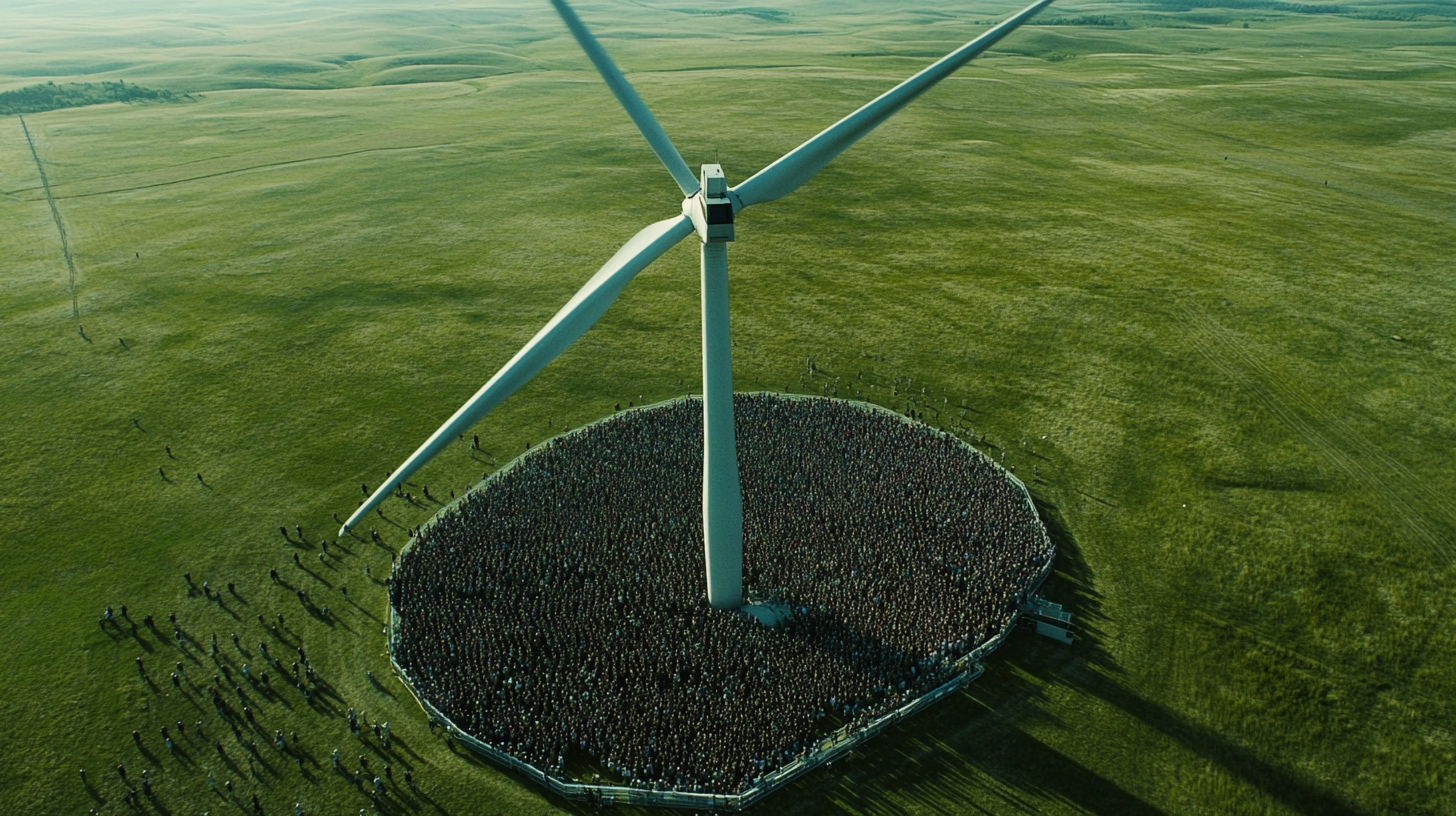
[2,0,1455,814]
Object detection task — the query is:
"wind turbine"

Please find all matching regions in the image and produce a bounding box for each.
[339,0,1055,610]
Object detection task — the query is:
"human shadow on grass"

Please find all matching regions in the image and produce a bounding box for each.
[134,740,161,766]
[309,691,345,719]
[231,687,259,714]
[387,732,423,762]
[368,673,399,700]
[249,674,280,703]
[246,746,280,781]
[348,598,385,626]
[212,596,243,622]
[296,564,334,589]
[407,785,453,816]
[140,672,162,697]
[168,742,197,769]
[269,621,300,648]
[296,760,319,785]
[379,736,416,771]
[1072,486,1120,508]
[218,748,246,776]
[264,686,296,714]
[304,597,340,623]
[444,736,498,773]
[144,789,173,815]
[318,611,358,636]
[170,681,205,714]
[373,539,401,561]
[280,531,316,551]
[310,676,348,706]
[143,616,168,640]
[131,628,156,653]
[363,737,412,772]
[174,624,202,650]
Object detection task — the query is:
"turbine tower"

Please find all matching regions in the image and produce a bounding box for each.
[339,0,1054,610]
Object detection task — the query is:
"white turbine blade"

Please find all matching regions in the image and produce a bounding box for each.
[550,0,701,198]
[340,213,695,535]
[733,0,1054,208]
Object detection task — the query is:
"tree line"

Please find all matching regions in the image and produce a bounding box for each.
[0,81,186,116]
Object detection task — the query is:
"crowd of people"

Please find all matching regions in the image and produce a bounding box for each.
[390,394,1052,795]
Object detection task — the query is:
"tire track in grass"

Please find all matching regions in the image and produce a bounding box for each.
[18,116,78,319]
[1188,307,1456,533]
[28,142,466,201]
[1181,305,1454,561]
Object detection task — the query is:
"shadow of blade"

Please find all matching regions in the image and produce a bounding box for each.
[1020,497,1370,816]
[1067,668,1371,816]
[773,671,1166,816]
[764,500,1159,816]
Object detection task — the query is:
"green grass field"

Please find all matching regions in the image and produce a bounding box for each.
[3,1,1454,813]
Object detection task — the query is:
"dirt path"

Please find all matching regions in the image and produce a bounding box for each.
[18,116,77,319]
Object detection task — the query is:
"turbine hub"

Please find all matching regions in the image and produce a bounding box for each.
[685,163,736,243]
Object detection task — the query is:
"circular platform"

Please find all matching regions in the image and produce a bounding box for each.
[389,394,1052,796]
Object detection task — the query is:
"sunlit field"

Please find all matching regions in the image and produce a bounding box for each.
[2,1,1454,814]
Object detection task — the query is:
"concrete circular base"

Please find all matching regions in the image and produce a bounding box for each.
[740,598,792,628]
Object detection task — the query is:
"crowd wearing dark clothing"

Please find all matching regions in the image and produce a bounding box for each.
[390,394,1051,795]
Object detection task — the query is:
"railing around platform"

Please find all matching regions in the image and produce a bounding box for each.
[385,393,1054,811]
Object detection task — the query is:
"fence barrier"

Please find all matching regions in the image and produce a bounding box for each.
[386,393,1054,810]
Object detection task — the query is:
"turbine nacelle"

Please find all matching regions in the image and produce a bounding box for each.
[684,163,737,244]
[338,0,1056,609]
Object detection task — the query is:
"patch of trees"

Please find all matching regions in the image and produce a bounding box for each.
[0,81,185,116]
[1149,1,1449,22]
[685,7,791,22]
[1350,9,1445,21]
[1151,0,1344,13]
[1037,15,1129,27]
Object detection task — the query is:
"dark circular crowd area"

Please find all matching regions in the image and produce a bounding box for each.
[390,394,1052,795]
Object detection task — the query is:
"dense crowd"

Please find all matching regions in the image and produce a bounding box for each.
[390,394,1051,795]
